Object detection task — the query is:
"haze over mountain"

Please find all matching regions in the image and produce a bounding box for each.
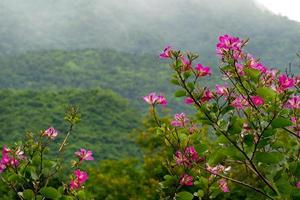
[1,0,300,69]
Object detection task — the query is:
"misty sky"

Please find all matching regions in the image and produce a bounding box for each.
[257,0,300,22]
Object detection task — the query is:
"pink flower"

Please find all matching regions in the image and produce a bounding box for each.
[278,75,295,91]
[171,113,189,127]
[70,170,89,190]
[10,158,19,168]
[43,127,58,139]
[75,149,94,162]
[184,97,194,105]
[250,96,264,106]
[159,46,172,59]
[157,95,168,106]
[218,179,230,192]
[180,56,192,71]
[174,151,189,166]
[248,55,267,74]
[184,146,199,162]
[0,163,6,173]
[206,164,226,175]
[216,34,244,59]
[215,84,229,96]
[262,69,278,86]
[143,92,167,106]
[2,145,10,155]
[70,179,80,190]
[284,96,300,109]
[231,96,249,109]
[296,182,300,188]
[195,64,211,77]
[201,89,213,103]
[235,63,245,76]
[179,174,193,186]
[74,169,88,184]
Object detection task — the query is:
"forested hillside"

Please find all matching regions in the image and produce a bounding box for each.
[0,89,140,160]
[0,0,300,68]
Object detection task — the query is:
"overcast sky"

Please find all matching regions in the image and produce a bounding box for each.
[257,0,300,22]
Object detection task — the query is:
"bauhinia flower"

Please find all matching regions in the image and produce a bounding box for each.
[184,97,194,105]
[70,170,88,190]
[248,55,267,74]
[250,96,264,106]
[296,182,300,188]
[143,92,167,106]
[184,146,199,162]
[231,96,249,109]
[201,89,213,103]
[180,56,192,71]
[195,64,211,77]
[75,149,94,162]
[171,113,189,127]
[218,179,230,192]
[179,174,193,186]
[159,46,172,59]
[215,84,229,96]
[278,74,295,91]
[284,96,300,109]
[43,127,58,139]
[206,164,231,175]
[216,34,244,60]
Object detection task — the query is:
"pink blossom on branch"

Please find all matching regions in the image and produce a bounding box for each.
[43,127,58,139]
[179,174,193,186]
[75,149,94,162]
[218,179,230,192]
[195,64,211,77]
[278,74,295,91]
[171,113,189,127]
[70,170,89,190]
[284,96,300,109]
[201,89,214,103]
[231,96,249,109]
[143,92,167,106]
[159,46,172,59]
[215,84,229,96]
[250,96,264,106]
[184,97,194,105]
[216,34,244,60]
[184,146,199,162]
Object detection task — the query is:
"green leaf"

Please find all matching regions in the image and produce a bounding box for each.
[186,82,195,91]
[257,87,276,100]
[39,187,61,200]
[244,67,260,81]
[170,78,180,86]
[23,189,35,200]
[271,117,292,128]
[255,152,284,164]
[174,90,186,97]
[176,191,194,200]
[275,178,293,197]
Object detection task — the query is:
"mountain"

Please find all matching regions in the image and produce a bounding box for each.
[0,0,300,69]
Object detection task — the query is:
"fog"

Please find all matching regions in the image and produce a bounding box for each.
[0,0,299,68]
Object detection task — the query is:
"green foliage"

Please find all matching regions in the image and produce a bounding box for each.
[0,89,140,160]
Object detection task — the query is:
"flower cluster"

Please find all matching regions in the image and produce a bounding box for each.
[0,145,25,173]
[70,148,94,190]
[216,34,244,60]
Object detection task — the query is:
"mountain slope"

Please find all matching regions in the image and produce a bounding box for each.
[0,0,299,68]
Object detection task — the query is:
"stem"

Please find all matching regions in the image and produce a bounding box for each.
[58,123,74,152]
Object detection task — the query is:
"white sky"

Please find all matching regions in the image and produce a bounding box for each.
[257,0,300,22]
